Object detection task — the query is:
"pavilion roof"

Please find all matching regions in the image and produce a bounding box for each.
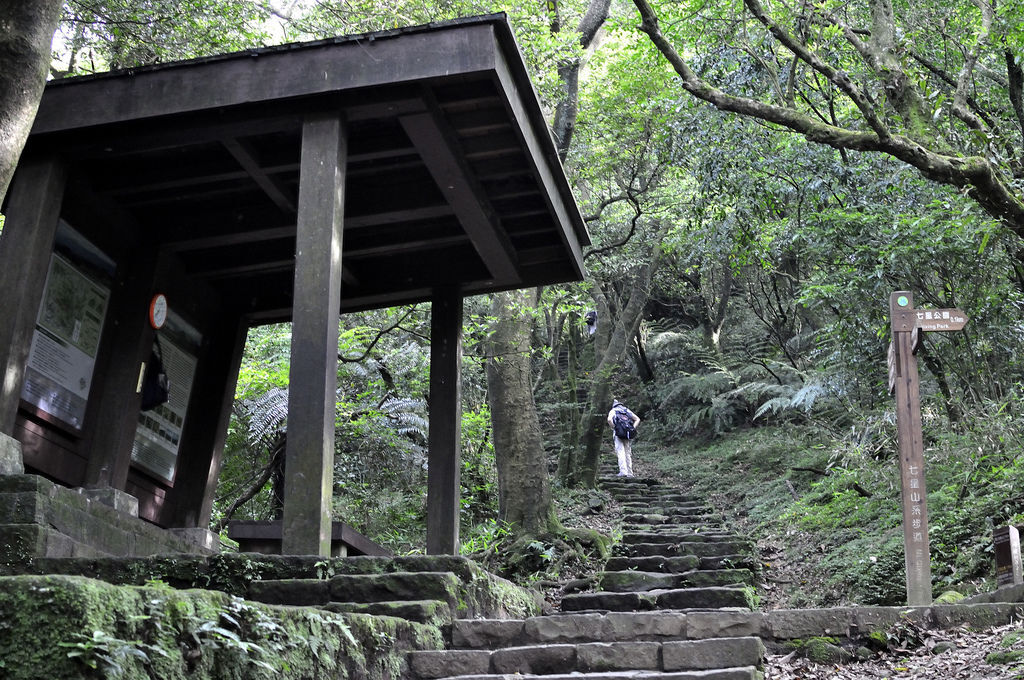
[25,14,588,319]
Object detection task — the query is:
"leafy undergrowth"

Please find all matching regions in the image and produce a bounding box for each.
[462,483,624,611]
[644,411,1024,609]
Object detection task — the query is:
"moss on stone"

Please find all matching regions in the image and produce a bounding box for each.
[1001,631,1024,648]
[933,590,965,604]
[0,574,443,680]
[986,649,1024,665]
[788,637,850,665]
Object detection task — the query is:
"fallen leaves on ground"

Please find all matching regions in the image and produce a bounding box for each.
[767,620,1024,679]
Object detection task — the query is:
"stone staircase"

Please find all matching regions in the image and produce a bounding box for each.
[408,470,764,680]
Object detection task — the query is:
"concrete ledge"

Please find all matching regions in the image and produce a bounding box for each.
[0,434,24,475]
[76,486,139,517]
[168,527,220,552]
[964,583,1024,604]
[0,474,214,563]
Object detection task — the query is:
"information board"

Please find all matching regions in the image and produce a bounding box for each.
[20,254,110,429]
[130,335,197,482]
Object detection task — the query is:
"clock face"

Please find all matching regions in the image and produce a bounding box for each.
[150,294,168,329]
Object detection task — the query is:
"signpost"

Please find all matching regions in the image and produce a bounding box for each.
[888,291,968,606]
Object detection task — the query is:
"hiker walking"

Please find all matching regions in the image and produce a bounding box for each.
[607,399,640,477]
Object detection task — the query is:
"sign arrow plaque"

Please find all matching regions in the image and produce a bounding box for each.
[915,309,967,332]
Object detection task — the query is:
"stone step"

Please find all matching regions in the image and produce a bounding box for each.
[248,571,462,609]
[613,493,699,503]
[623,524,727,534]
[408,637,764,679]
[621,533,741,545]
[620,504,710,514]
[598,476,663,485]
[604,556,700,573]
[451,611,765,650]
[604,555,757,573]
[623,513,715,524]
[614,542,752,558]
[599,569,755,592]
[430,671,757,680]
[615,495,699,504]
[560,587,753,612]
[452,612,687,648]
[699,555,759,571]
[322,598,451,624]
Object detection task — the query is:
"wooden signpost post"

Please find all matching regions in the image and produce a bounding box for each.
[888,291,968,606]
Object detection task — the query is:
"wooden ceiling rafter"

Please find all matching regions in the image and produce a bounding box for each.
[399,96,520,286]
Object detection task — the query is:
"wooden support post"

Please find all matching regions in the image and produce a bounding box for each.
[161,313,248,528]
[81,249,163,490]
[0,156,67,435]
[426,288,463,555]
[281,114,347,557]
[889,291,932,606]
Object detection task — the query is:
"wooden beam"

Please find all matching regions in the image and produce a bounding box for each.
[345,234,469,260]
[164,226,295,253]
[0,156,67,435]
[281,113,347,557]
[194,259,294,280]
[426,288,463,554]
[345,204,454,228]
[222,137,297,213]
[32,24,499,135]
[400,111,519,284]
[491,46,590,271]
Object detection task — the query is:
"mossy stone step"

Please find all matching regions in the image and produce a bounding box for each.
[322,598,452,624]
[621,532,746,545]
[614,541,753,558]
[620,504,710,514]
[329,570,461,603]
[409,637,763,678]
[428,671,757,680]
[623,513,715,524]
[624,523,726,534]
[700,555,759,571]
[451,612,689,648]
[604,556,701,573]
[600,569,755,592]
[602,555,754,573]
[615,494,700,503]
[560,587,753,612]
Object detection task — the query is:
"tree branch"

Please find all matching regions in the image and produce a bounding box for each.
[338,305,418,363]
[632,0,1024,235]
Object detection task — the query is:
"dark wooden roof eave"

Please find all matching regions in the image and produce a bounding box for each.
[23,14,589,315]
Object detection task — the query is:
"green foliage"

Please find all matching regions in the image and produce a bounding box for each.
[57,0,271,73]
[60,628,169,677]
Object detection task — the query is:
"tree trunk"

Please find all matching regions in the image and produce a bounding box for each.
[0,0,63,207]
[487,289,559,534]
[574,224,668,486]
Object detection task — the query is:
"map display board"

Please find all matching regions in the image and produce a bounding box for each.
[131,335,197,482]
[20,254,110,429]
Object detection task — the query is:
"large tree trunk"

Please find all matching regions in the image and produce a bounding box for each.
[0,0,63,207]
[487,289,559,534]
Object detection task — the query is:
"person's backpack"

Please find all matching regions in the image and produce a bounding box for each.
[612,407,637,440]
[141,338,170,411]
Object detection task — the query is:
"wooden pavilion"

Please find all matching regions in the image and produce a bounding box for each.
[0,14,588,557]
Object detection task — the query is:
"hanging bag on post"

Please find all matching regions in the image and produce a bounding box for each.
[141,336,170,411]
